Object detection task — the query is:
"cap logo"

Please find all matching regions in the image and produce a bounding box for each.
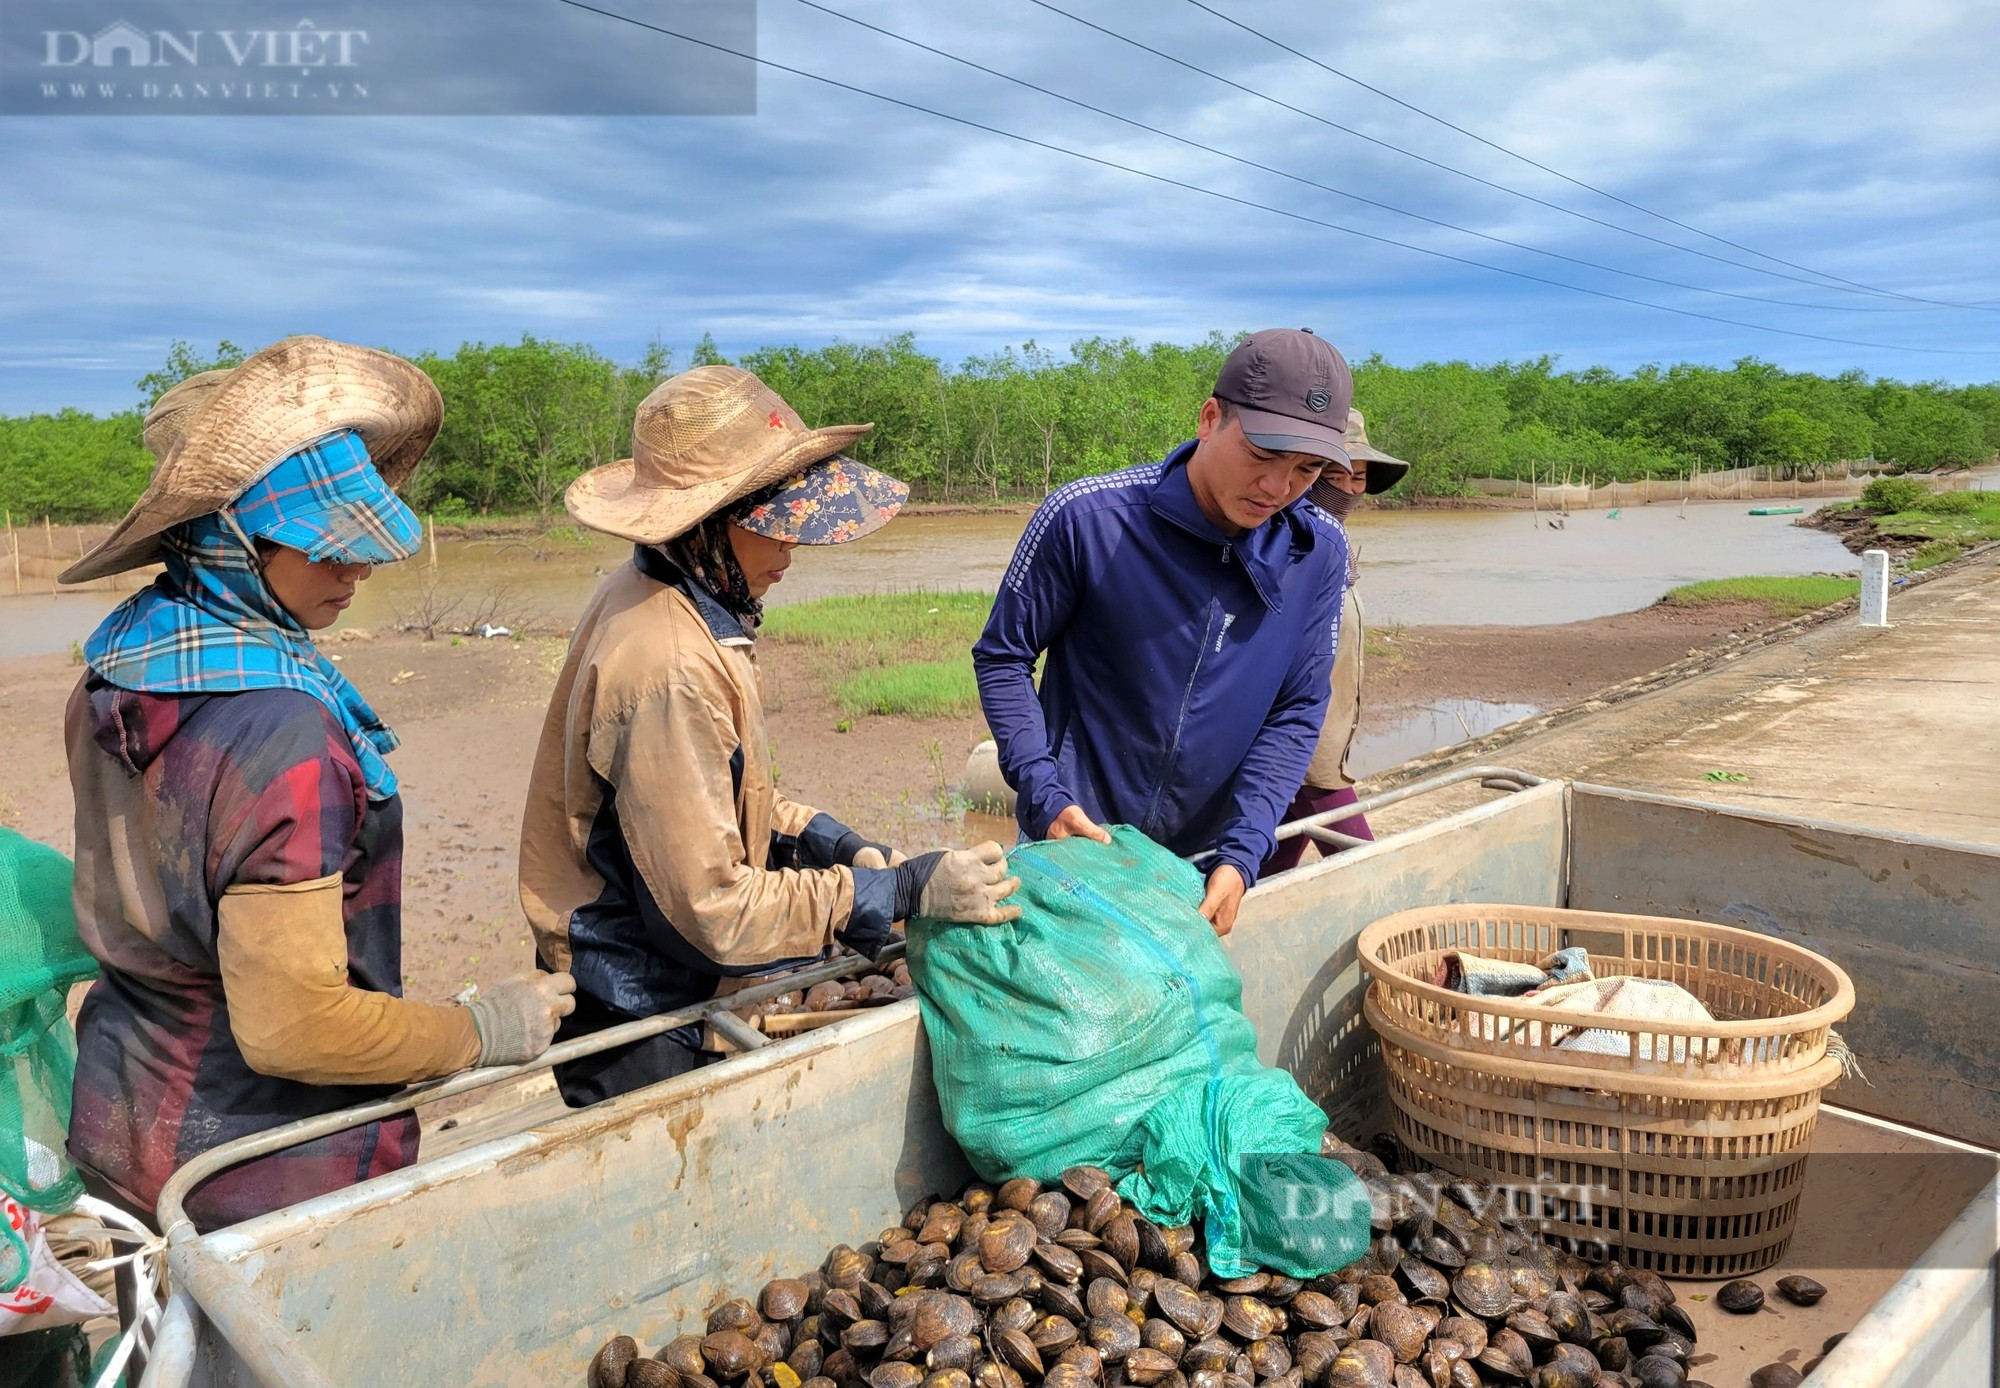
[768,411,785,429]
[1305,389,1331,413]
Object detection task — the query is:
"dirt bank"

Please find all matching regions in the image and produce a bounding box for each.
[1364,601,1774,709]
[0,600,1767,1005]
[1800,503,1905,557]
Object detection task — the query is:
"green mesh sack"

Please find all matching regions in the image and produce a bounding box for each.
[906,827,1367,1278]
[0,829,98,1217]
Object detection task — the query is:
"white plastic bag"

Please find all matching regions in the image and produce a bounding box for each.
[1530,976,1720,1062]
[0,1192,112,1337]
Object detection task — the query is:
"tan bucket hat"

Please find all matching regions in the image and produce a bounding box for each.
[62,336,443,585]
[566,365,874,545]
[1307,407,1412,512]
[141,369,231,461]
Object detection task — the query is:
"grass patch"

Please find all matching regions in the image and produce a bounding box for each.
[836,660,982,718]
[1907,539,1970,572]
[764,591,996,722]
[1851,480,2000,543]
[1871,491,2000,543]
[1363,624,1404,661]
[1662,576,1860,617]
[762,591,992,658]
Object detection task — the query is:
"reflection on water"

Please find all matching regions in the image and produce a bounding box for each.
[1346,699,1541,781]
[0,498,1860,660]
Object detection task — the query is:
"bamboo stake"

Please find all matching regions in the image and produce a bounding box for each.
[44,516,56,594]
[7,511,18,595]
[428,515,439,569]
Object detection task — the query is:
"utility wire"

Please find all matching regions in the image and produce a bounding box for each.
[1025,0,1989,312]
[1182,0,1998,312]
[789,0,1918,315]
[549,0,1999,356]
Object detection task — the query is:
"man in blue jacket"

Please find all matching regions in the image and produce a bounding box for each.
[973,329,1351,934]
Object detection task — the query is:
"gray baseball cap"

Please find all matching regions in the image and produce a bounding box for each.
[1213,328,1354,467]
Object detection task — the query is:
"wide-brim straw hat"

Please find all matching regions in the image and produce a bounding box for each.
[62,336,442,585]
[1308,407,1412,511]
[141,370,231,461]
[566,365,875,545]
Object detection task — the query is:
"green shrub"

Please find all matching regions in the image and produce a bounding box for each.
[1860,476,1928,513]
[1915,490,1983,515]
[0,410,150,520]
[11,338,2000,519]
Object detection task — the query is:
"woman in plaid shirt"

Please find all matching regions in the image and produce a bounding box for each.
[58,338,575,1232]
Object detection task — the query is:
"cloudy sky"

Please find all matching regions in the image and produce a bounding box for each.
[3,0,1997,413]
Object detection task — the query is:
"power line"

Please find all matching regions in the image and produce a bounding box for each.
[1182,0,1999,312]
[548,0,1999,356]
[1024,0,1989,312]
[788,0,1921,315]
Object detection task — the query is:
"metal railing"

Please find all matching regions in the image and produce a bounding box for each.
[1270,763,1545,849]
[148,940,907,1388]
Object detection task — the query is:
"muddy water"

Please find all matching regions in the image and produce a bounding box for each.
[332,494,1856,636]
[0,498,1858,659]
[1346,698,1540,780]
[317,497,1858,635]
[1348,502,1857,625]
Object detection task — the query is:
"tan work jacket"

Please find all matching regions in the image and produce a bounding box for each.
[1302,585,1365,791]
[518,556,857,1011]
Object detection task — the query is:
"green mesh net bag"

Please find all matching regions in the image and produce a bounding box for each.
[906,827,1367,1278]
[0,829,98,1219]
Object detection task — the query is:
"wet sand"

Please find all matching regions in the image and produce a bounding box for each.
[0,600,1767,1006]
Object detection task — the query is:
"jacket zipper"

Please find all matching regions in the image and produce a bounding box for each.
[1141,551,1231,834]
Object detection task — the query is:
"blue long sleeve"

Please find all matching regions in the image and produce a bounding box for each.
[973,502,1081,839]
[968,457,1345,870]
[1208,527,1345,887]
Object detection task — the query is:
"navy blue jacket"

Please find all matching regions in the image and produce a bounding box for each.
[973,444,1345,886]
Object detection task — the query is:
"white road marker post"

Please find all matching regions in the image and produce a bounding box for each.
[1860,549,1890,628]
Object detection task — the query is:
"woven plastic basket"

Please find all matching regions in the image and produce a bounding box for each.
[1357,904,1855,1278]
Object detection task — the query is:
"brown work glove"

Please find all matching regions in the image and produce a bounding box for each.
[468,972,578,1067]
[915,842,1023,926]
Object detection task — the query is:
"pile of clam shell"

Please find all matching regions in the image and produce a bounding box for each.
[747,961,915,1023]
[589,1146,1710,1388]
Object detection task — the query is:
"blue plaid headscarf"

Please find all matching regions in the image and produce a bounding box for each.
[84,431,423,802]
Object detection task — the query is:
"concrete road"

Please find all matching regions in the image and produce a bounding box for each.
[1367,548,2000,847]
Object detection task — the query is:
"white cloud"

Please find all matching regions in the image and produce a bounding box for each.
[1,0,1994,413]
